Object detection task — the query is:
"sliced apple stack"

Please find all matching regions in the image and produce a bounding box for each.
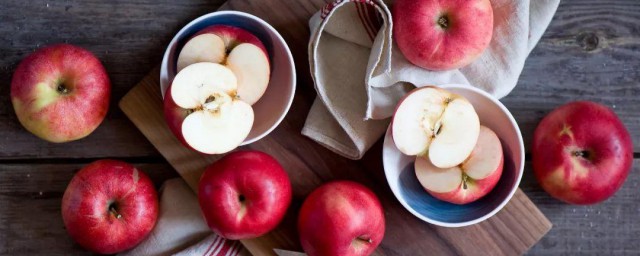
[392,86,504,204]
[415,126,504,204]
[164,63,254,154]
[177,25,270,105]
[392,86,480,168]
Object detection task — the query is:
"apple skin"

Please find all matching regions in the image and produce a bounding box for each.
[198,150,292,240]
[194,25,268,56]
[393,0,493,70]
[61,160,158,254]
[11,44,110,143]
[425,157,503,205]
[163,84,191,149]
[532,101,633,205]
[298,181,385,256]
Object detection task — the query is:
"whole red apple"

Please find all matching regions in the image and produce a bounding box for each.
[393,0,494,70]
[198,150,292,239]
[298,181,385,256]
[11,44,110,143]
[61,160,158,254]
[533,101,633,205]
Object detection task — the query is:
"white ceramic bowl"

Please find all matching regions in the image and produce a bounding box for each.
[160,11,296,145]
[383,84,524,227]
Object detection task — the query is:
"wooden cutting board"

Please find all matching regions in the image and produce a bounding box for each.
[119,0,552,255]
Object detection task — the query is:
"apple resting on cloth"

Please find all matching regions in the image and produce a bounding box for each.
[298,181,385,256]
[392,86,480,168]
[415,126,503,204]
[533,101,633,205]
[61,160,158,254]
[198,150,292,240]
[393,0,494,70]
[11,44,110,142]
[164,62,254,154]
[177,25,270,105]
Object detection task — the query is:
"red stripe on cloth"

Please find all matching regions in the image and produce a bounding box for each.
[209,237,235,256]
[202,236,223,256]
[355,2,375,41]
[361,2,378,39]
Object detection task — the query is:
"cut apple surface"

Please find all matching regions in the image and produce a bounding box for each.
[176,25,270,105]
[167,62,254,154]
[392,86,480,168]
[415,126,504,205]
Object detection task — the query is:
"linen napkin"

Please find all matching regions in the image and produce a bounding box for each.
[119,178,246,256]
[302,0,560,160]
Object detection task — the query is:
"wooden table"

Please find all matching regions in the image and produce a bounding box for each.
[1,0,638,255]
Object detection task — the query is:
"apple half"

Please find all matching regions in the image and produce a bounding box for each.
[164,62,254,154]
[392,86,480,168]
[415,126,504,205]
[177,25,270,105]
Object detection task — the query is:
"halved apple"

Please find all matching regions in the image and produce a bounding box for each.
[164,62,254,154]
[414,126,504,205]
[392,86,480,168]
[177,25,270,105]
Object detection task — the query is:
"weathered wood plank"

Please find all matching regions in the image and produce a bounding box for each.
[0,163,179,255]
[523,159,640,255]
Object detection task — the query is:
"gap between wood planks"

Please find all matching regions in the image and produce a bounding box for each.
[1,153,640,165]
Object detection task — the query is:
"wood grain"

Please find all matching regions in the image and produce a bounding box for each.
[0,0,639,255]
[0,0,226,159]
[120,55,551,256]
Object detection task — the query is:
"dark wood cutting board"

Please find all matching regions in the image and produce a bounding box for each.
[119,0,552,255]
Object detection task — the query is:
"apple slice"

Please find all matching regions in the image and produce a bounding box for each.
[392,86,480,168]
[176,25,270,105]
[169,62,254,154]
[415,126,504,205]
[176,34,225,72]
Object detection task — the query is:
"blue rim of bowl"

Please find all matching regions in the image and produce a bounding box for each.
[383,84,525,228]
[160,10,297,146]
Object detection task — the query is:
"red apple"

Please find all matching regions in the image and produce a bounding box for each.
[415,126,503,204]
[61,160,158,254]
[164,63,254,154]
[393,0,494,71]
[177,25,270,105]
[298,181,385,256]
[11,44,110,142]
[198,150,292,239]
[533,101,633,205]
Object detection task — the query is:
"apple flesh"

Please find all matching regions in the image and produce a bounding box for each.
[298,181,385,256]
[11,44,110,143]
[392,86,480,168]
[164,62,254,154]
[198,150,292,240]
[61,160,158,254]
[177,25,270,105]
[533,101,633,205]
[415,126,503,205]
[393,0,494,70]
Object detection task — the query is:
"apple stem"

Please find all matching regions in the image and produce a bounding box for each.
[109,205,122,219]
[573,150,590,159]
[462,174,468,190]
[438,16,449,29]
[357,237,373,244]
[56,84,69,94]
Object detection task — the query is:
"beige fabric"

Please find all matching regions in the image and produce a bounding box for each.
[119,178,244,256]
[303,0,560,160]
